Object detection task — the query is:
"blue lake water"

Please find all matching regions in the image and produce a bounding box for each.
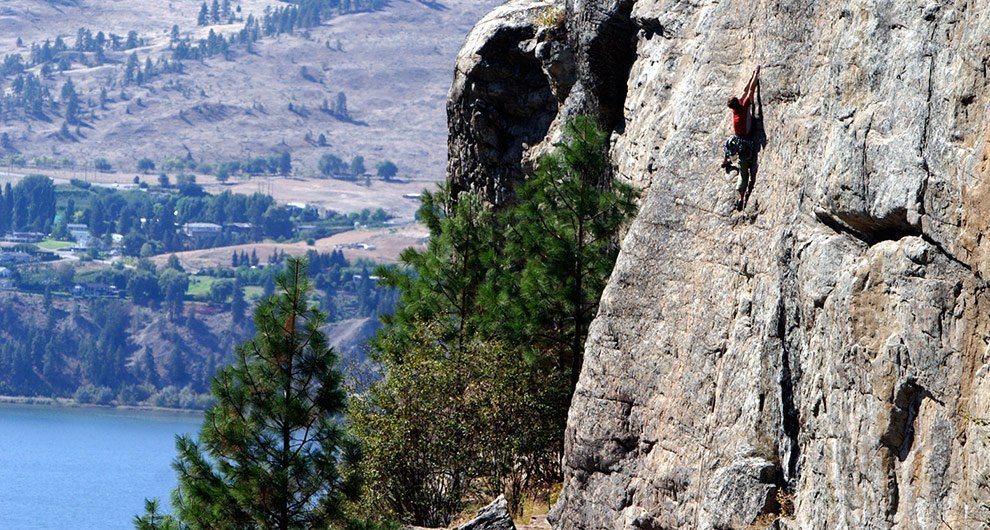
[0,404,202,530]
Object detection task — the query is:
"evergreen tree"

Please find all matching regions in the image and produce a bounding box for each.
[278,152,292,176]
[334,92,348,119]
[158,268,189,321]
[125,31,139,50]
[124,53,139,85]
[197,3,209,26]
[134,499,179,530]
[375,160,397,180]
[143,258,360,529]
[351,117,638,521]
[349,156,365,177]
[231,280,246,325]
[500,116,638,389]
[166,349,187,387]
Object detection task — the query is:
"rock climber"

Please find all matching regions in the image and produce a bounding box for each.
[721,66,761,211]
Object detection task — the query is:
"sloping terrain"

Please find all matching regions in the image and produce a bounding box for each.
[0,0,500,194]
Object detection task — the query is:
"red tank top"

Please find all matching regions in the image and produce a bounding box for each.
[732,96,752,137]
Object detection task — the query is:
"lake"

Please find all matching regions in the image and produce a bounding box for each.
[0,404,202,530]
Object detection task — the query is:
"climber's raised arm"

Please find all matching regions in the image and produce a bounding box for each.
[742,66,761,104]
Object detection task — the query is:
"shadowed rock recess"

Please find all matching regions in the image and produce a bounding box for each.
[449,0,990,528]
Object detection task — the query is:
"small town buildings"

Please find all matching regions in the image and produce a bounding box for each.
[3,232,44,243]
[183,222,222,242]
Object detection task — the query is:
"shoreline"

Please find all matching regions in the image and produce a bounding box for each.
[0,395,205,415]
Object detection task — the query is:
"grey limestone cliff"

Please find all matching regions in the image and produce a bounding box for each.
[449,0,990,528]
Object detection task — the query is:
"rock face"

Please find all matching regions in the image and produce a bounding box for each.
[449,0,990,529]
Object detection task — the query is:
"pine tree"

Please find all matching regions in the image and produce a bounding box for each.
[334,92,348,119]
[502,116,638,389]
[144,258,359,529]
[123,53,139,85]
[197,3,209,26]
[134,499,179,530]
[231,280,246,325]
[349,156,365,177]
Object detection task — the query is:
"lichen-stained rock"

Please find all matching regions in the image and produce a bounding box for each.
[448,0,990,529]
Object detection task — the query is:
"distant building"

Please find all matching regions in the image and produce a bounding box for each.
[72,283,119,298]
[183,222,222,242]
[295,225,318,238]
[223,222,254,234]
[3,232,44,243]
[402,193,423,200]
[335,242,377,251]
[67,224,92,250]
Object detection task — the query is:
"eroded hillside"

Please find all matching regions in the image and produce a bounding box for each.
[0,0,498,185]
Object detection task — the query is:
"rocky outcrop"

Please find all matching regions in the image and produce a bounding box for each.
[447,0,570,204]
[449,0,990,529]
[456,496,517,530]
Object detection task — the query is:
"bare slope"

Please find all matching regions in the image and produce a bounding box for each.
[0,0,499,195]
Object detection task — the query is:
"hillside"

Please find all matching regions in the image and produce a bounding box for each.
[0,0,500,218]
[449,1,990,528]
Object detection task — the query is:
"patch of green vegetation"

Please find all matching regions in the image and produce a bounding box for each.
[36,238,73,250]
[186,275,219,298]
[243,286,264,301]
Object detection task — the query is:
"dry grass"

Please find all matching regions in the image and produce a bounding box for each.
[744,489,795,530]
[151,223,428,272]
[534,6,566,29]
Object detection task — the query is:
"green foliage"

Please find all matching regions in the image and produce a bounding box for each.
[7,174,56,233]
[158,268,190,321]
[137,158,156,173]
[351,117,637,524]
[134,499,181,530]
[502,116,638,388]
[318,153,347,177]
[164,258,360,529]
[349,320,567,526]
[375,160,397,180]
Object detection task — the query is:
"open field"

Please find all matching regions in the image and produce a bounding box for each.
[152,222,428,272]
[0,166,432,220]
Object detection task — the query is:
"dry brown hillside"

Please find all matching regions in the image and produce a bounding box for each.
[0,0,499,194]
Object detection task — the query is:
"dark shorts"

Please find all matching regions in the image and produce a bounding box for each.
[724,136,755,194]
[724,136,755,162]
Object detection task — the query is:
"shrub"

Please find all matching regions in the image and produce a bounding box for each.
[137,158,156,172]
[534,6,565,29]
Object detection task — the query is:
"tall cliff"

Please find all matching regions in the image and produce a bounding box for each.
[449,1,990,528]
